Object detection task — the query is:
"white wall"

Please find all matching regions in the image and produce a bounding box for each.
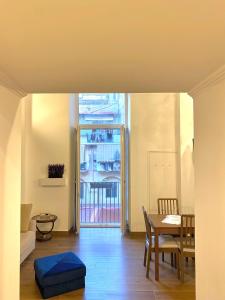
[129,93,178,231]
[22,94,75,231]
[0,86,22,300]
[22,92,194,234]
[179,93,194,213]
[193,79,225,300]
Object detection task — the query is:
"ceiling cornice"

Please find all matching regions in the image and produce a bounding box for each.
[0,69,27,98]
[189,64,225,98]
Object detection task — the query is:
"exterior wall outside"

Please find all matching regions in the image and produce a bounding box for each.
[0,85,23,300]
[80,135,121,183]
[79,93,125,125]
[81,170,120,183]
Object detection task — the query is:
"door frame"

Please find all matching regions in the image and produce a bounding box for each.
[75,124,126,233]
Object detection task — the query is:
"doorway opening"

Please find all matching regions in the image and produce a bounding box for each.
[79,126,124,227]
[76,93,127,230]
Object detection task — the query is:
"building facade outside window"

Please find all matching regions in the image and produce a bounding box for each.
[78,93,126,225]
[79,93,125,125]
[78,93,125,184]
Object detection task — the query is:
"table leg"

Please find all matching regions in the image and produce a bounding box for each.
[36,221,55,241]
[155,229,159,281]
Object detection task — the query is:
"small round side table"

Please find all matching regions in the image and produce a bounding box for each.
[32,213,57,241]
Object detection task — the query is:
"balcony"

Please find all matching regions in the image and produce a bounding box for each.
[80,181,120,226]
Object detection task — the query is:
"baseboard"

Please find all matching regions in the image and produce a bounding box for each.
[129,222,146,232]
[52,227,74,236]
[125,231,146,238]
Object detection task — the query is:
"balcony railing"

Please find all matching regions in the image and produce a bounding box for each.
[80,181,120,226]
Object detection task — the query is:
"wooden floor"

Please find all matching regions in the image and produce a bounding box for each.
[20,228,195,300]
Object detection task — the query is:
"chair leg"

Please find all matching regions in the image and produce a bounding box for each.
[180,254,184,282]
[171,253,174,267]
[174,253,177,268]
[144,246,147,266]
[162,252,165,262]
[146,247,151,278]
[176,252,180,280]
[185,257,189,265]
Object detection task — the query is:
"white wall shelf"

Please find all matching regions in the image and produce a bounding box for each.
[39,178,66,187]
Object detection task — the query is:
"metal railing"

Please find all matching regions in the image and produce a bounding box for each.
[80,181,120,226]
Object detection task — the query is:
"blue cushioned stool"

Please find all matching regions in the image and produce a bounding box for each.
[34,252,86,299]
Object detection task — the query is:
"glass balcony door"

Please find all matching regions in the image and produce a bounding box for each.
[76,125,125,231]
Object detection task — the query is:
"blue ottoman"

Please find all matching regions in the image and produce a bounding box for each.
[34,252,86,299]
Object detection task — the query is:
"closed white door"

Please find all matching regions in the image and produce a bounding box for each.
[148,152,177,213]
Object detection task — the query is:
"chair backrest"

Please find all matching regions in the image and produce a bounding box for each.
[142,206,152,240]
[180,214,195,251]
[157,198,179,215]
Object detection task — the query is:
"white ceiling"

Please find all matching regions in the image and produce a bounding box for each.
[1,0,225,93]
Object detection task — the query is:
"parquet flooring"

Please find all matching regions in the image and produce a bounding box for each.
[20,228,195,300]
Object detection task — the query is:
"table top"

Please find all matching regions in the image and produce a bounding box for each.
[148,214,181,229]
[148,214,195,230]
[32,213,57,223]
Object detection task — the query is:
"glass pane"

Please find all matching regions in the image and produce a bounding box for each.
[80,128,121,225]
[79,93,125,124]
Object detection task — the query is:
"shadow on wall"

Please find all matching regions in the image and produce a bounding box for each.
[181,144,194,214]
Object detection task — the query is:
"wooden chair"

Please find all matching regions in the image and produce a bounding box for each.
[178,214,195,282]
[142,206,180,279]
[142,206,155,266]
[142,206,150,267]
[157,198,179,263]
[158,198,179,215]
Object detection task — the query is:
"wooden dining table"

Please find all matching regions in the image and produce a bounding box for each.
[148,214,182,281]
